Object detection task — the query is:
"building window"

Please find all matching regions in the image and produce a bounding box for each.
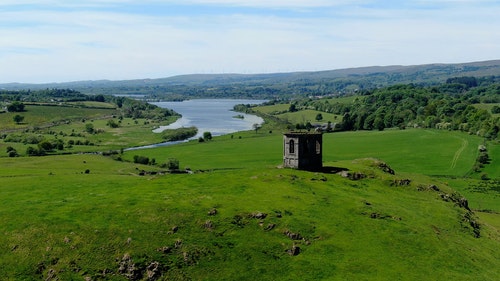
[289,139,295,154]
[316,141,321,154]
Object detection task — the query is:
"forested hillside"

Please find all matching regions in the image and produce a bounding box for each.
[1,60,499,100]
[279,78,499,140]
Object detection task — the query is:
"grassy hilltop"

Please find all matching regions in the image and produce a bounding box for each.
[0,84,499,280]
[1,129,499,280]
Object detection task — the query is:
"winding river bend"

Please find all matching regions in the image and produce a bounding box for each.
[127,99,266,150]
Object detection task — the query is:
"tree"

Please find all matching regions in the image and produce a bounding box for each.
[374,116,385,131]
[107,119,119,128]
[315,113,323,121]
[26,146,37,156]
[492,105,500,114]
[38,141,53,152]
[133,155,150,165]
[166,158,179,171]
[252,123,261,133]
[13,114,24,124]
[7,101,25,112]
[85,123,94,134]
[203,131,212,141]
[6,146,18,157]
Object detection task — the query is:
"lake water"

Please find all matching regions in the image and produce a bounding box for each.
[125,99,266,151]
[154,98,265,135]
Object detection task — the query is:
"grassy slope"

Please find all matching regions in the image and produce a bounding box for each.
[125,129,481,177]
[1,104,499,280]
[0,105,117,131]
[276,110,341,125]
[326,129,481,177]
[1,154,499,280]
[0,104,178,155]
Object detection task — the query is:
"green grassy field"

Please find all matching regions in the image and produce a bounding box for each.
[0,105,118,131]
[1,102,499,280]
[123,129,482,177]
[276,110,341,125]
[1,153,498,280]
[0,104,178,155]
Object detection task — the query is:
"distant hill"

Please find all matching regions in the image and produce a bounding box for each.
[2,60,499,98]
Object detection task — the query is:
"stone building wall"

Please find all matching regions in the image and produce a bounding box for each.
[283,132,322,170]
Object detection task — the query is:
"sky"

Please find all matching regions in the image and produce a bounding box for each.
[0,0,499,83]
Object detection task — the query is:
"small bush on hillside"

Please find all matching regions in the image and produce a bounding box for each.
[107,119,119,128]
[85,123,94,134]
[477,152,490,164]
[166,158,180,171]
[26,146,45,156]
[38,141,53,152]
[6,146,18,157]
[133,155,150,165]
[203,131,212,141]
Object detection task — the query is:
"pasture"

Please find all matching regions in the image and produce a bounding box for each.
[123,129,482,178]
[1,153,499,280]
[0,104,117,131]
[0,104,178,155]
[1,100,499,280]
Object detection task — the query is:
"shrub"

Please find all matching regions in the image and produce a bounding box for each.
[38,141,53,152]
[133,155,150,165]
[85,123,94,134]
[477,152,490,165]
[7,149,18,157]
[203,131,212,141]
[166,158,180,171]
[26,146,44,156]
[7,101,25,112]
[107,119,119,128]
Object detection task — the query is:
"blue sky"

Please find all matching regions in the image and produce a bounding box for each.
[0,0,499,83]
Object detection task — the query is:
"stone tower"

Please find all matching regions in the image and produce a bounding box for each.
[283,132,323,170]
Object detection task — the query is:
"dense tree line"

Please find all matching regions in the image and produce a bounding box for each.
[292,81,499,140]
[1,88,87,102]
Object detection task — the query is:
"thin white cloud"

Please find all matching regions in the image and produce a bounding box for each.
[0,0,498,83]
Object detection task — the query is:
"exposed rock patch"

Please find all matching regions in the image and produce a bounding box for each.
[117,253,141,280]
[157,246,172,254]
[337,170,366,180]
[264,223,276,231]
[286,245,301,256]
[377,161,395,174]
[284,230,303,240]
[203,220,214,230]
[250,212,267,219]
[391,179,411,186]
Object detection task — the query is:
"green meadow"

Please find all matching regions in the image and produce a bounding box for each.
[0,104,178,155]
[1,153,499,280]
[123,129,482,178]
[0,102,499,280]
[0,104,117,131]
